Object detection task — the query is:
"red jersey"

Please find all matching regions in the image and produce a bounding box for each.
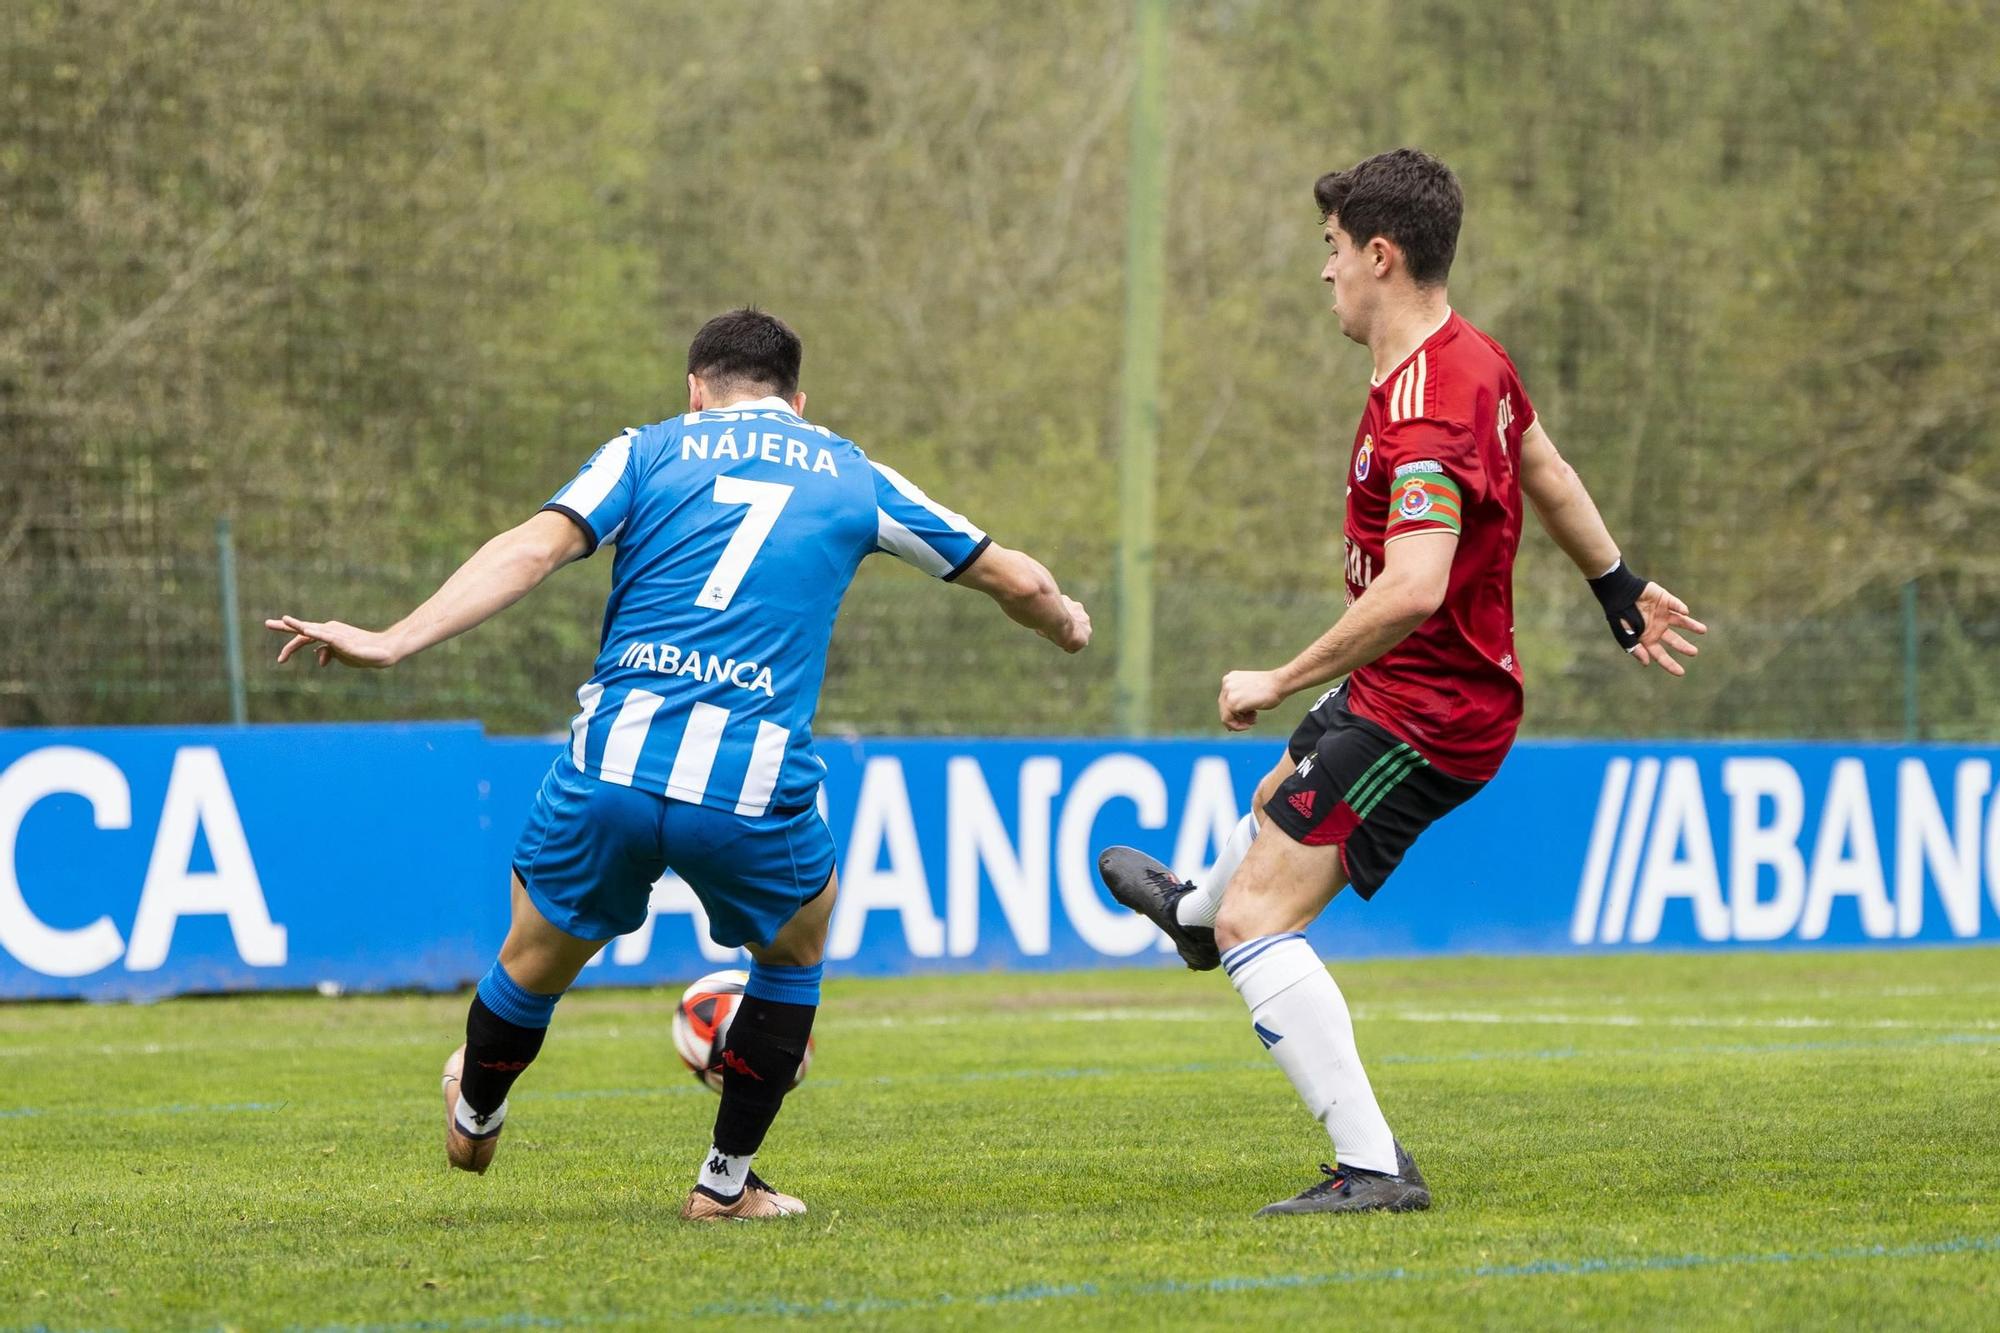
[1341,310,1531,781]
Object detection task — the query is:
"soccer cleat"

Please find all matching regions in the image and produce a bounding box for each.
[679,1171,808,1221]
[441,1045,503,1174]
[744,1170,806,1214]
[1096,846,1220,971]
[1255,1141,1431,1216]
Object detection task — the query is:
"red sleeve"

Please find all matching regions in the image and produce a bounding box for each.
[1494,350,1536,435]
[1376,418,1480,542]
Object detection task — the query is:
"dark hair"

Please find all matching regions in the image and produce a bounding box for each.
[1313,149,1462,287]
[686,307,803,397]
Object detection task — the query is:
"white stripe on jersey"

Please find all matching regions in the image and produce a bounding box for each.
[1389,352,1429,422]
[598,688,665,786]
[558,430,636,525]
[876,510,953,576]
[869,460,984,541]
[734,721,791,817]
[666,701,730,804]
[570,682,604,770]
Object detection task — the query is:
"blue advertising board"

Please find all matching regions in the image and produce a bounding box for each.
[1,724,1995,1000]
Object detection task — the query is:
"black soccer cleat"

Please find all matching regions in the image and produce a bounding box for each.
[1096,846,1220,971]
[1255,1141,1431,1217]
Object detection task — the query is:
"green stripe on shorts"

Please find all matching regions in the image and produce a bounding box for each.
[1343,743,1413,814]
[1352,749,1430,820]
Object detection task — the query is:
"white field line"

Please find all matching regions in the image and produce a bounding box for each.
[5,1002,2000,1062]
[822,1005,2000,1033]
[0,1024,632,1061]
[1358,1008,2000,1032]
[0,1011,1239,1058]
[1500,981,2000,1008]
[836,1005,1229,1029]
[8,1034,1999,1125]
[8,971,1996,1054]
[714,1004,2000,1034]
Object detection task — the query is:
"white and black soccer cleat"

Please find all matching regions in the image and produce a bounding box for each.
[1255,1141,1431,1216]
[1096,846,1220,971]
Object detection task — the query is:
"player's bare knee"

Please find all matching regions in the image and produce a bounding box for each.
[1253,759,1292,814]
[751,935,824,968]
[1213,908,1250,954]
[1218,905,1291,952]
[1215,891,1273,953]
[753,873,836,967]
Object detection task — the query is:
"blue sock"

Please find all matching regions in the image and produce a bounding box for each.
[476,960,562,1028]
[744,960,823,1006]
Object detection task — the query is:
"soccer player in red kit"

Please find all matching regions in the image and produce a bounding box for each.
[1100,149,1705,1215]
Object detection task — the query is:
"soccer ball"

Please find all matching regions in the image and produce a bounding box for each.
[671,968,814,1094]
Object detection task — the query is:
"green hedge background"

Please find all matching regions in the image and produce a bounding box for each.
[5,0,1996,738]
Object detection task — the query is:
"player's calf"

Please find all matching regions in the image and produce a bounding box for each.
[443,960,564,1173]
[1213,874,1312,953]
[685,959,819,1218]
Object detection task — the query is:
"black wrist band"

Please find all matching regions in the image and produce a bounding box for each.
[1588,560,1647,613]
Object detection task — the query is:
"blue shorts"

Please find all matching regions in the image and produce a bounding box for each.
[511,757,836,948]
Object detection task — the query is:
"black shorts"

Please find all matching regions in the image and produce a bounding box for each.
[1262,683,1486,899]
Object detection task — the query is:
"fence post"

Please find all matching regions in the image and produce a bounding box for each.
[1115,0,1168,737]
[1901,577,1919,742]
[217,516,248,725]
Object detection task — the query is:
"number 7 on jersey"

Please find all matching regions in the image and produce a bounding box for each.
[697,475,795,610]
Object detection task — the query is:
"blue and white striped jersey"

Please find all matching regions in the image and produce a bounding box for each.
[543,397,987,815]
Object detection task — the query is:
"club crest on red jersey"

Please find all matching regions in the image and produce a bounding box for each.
[1397,478,1434,519]
[1354,436,1373,481]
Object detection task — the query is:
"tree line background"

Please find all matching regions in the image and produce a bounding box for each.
[5,0,1997,739]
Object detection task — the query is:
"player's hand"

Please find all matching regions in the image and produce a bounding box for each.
[1048,596,1092,653]
[264,615,402,669]
[1624,584,1706,677]
[1218,669,1286,731]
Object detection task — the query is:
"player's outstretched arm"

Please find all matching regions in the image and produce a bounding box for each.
[951,543,1091,653]
[1518,419,1707,676]
[264,510,587,668]
[1218,530,1455,731]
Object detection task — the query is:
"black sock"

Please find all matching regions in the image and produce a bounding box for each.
[461,994,548,1115]
[711,997,817,1157]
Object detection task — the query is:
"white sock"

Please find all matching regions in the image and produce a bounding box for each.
[697,1144,754,1198]
[1223,933,1398,1174]
[1176,813,1258,928]
[454,1096,506,1138]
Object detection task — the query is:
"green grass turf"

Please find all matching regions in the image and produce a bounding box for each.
[3,948,1998,1331]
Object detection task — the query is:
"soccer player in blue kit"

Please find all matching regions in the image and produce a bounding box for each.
[266,309,1092,1219]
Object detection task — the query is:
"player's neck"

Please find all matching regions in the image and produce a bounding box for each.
[705,392,789,412]
[1367,296,1451,382]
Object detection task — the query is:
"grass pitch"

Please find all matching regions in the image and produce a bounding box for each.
[3,948,1997,1331]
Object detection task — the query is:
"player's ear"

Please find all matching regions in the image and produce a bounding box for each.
[687,373,704,412]
[789,390,807,416]
[1369,236,1395,279]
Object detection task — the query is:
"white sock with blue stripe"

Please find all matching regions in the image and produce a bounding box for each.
[1222,933,1398,1175]
[1176,813,1258,929]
